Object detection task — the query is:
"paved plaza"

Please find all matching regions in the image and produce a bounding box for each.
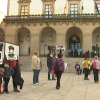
[0,72,100,100]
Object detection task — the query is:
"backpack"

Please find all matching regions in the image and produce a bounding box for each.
[92,60,96,68]
[54,59,60,70]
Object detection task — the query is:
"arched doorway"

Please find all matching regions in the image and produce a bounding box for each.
[92,27,100,57]
[66,26,83,57]
[69,36,80,49]
[0,28,5,42]
[40,27,56,56]
[16,27,31,55]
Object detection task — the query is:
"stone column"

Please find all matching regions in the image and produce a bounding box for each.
[30,34,40,55]
[5,35,15,44]
[7,0,10,16]
[56,32,66,57]
[83,33,92,54]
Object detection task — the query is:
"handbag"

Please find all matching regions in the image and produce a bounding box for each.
[51,65,55,74]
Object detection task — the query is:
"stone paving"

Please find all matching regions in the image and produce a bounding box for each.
[0,72,100,100]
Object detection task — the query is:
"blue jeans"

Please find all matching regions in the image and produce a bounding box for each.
[48,67,52,79]
[33,70,40,84]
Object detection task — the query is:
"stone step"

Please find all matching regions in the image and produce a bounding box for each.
[19,56,99,73]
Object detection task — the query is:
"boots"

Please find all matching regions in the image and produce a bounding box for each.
[13,88,20,92]
[84,77,89,80]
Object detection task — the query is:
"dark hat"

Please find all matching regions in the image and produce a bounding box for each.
[8,45,14,49]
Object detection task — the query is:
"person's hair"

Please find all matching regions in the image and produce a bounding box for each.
[84,57,88,60]
[9,45,14,50]
[5,61,10,65]
[34,51,39,55]
[58,53,63,58]
[94,56,98,59]
[0,68,5,74]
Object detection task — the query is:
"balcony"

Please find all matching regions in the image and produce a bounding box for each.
[3,14,100,23]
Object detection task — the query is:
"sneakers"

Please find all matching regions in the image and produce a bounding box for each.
[52,78,56,80]
[13,88,20,92]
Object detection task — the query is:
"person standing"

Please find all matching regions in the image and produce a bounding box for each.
[3,45,20,92]
[47,53,55,80]
[82,57,90,80]
[1,62,15,94]
[53,53,64,89]
[31,52,40,85]
[91,56,100,83]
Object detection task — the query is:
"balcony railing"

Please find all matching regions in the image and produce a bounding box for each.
[3,14,100,22]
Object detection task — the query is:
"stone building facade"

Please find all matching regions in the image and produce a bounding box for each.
[0,0,100,57]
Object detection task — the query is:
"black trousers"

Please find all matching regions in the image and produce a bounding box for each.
[12,68,17,88]
[55,70,62,88]
[93,69,99,82]
[4,77,10,92]
[84,68,88,78]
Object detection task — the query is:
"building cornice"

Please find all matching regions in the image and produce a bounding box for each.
[18,0,31,3]
[41,0,56,2]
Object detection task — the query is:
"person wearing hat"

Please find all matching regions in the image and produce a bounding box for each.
[3,45,20,92]
[31,52,41,85]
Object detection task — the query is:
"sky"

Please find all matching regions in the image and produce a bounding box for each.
[0,0,8,15]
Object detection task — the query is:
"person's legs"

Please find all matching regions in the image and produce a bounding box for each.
[93,69,96,82]
[48,67,52,80]
[55,70,62,89]
[4,78,10,93]
[86,68,88,78]
[33,69,37,84]
[36,70,40,83]
[95,69,99,82]
[12,68,20,92]
[0,84,1,93]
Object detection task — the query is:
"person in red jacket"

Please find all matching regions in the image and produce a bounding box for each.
[3,45,20,92]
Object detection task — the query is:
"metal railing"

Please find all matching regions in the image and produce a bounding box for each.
[3,14,100,22]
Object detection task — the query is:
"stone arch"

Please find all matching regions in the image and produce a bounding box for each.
[92,27,100,57]
[0,28,5,42]
[66,26,83,56]
[15,27,31,55]
[40,27,56,56]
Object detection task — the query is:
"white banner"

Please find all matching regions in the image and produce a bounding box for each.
[56,45,66,51]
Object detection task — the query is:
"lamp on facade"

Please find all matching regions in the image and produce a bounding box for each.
[96,35,100,41]
[26,35,30,41]
[49,35,53,41]
[96,27,100,41]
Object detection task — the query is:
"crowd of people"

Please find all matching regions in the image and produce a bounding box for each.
[0,45,24,94]
[0,48,100,94]
[69,49,99,58]
[75,56,100,83]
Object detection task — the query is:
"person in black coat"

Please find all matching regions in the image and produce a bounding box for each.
[47,53,54,80]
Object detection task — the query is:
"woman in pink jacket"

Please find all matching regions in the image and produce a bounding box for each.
[91,56,100,83]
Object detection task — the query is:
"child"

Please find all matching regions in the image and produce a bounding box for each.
[75,62,82,75]
[1,62,15,94]
[0,68,5,94]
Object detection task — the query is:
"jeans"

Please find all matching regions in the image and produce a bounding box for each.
[84,68,88,78]
[4,77,10,92]
[93,69,99,82]
[33,70,40,84]
[48,67,52,79]
[55,70,62,88]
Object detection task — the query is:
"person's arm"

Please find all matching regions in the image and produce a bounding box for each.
[3,55,7,64]
[32,57,39,69]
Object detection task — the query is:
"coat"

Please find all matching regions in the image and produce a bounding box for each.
[4,66,15,77]
[31,55,40,70]
[13,64,24,89]
[47,56,53,68]
[0,74,3,84]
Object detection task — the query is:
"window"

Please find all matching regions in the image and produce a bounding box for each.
[97,4,100,17]
[20,5,28,18]
[45,5,52,18]
[70,4,78,17]
[69,36,80,49]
